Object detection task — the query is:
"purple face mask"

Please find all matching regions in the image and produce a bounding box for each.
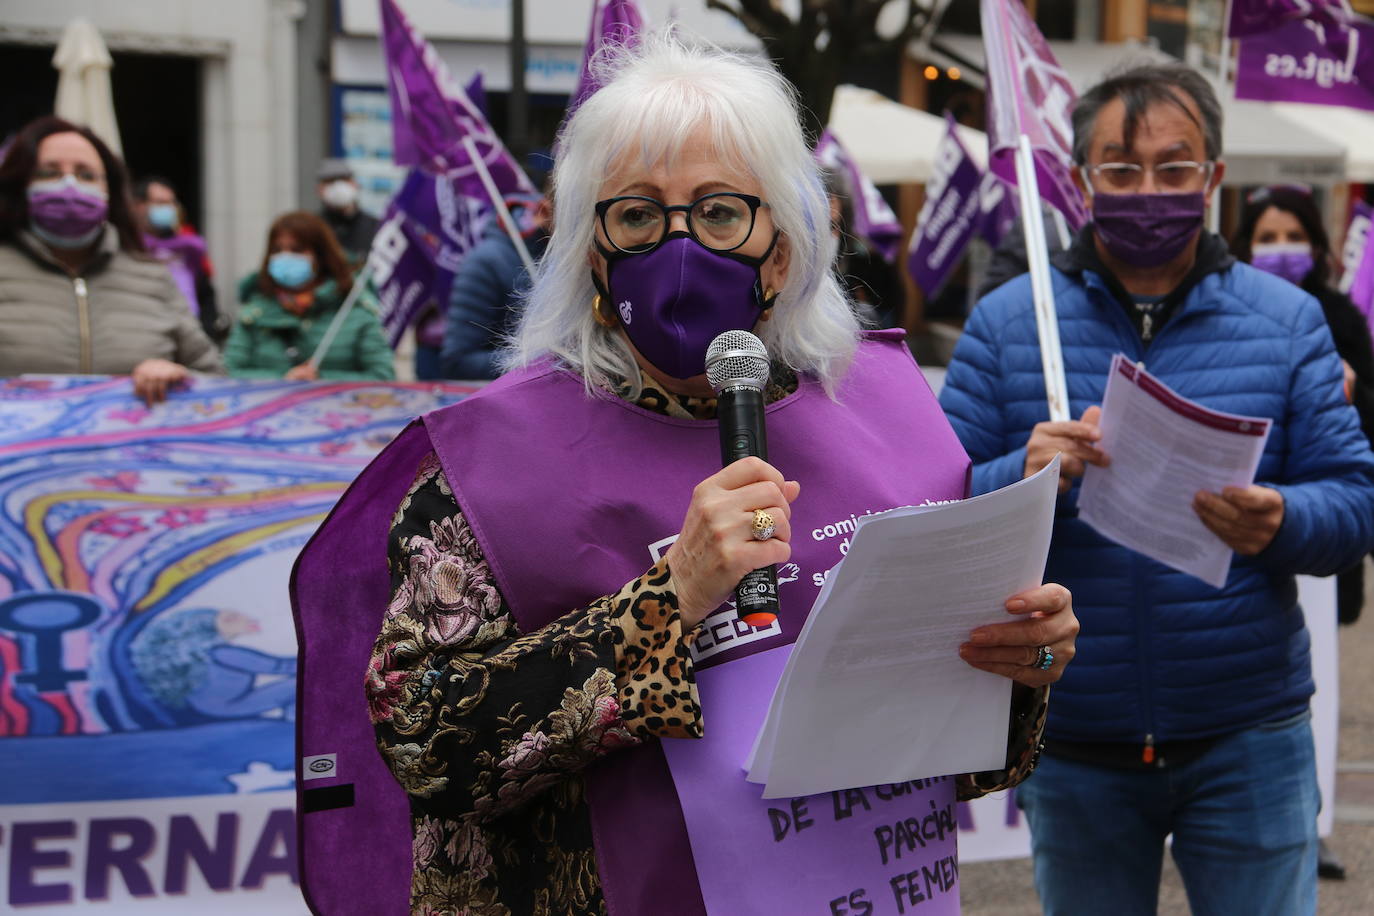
[1251,242,1314,287]
[27,176,109,249]
[600,233,774,380]
[1091,191,1205,268]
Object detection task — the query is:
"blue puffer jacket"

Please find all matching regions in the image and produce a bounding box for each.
[940,255,1374,745]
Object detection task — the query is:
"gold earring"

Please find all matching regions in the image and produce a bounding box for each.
[592,294,617,328]
[762,286,779,308]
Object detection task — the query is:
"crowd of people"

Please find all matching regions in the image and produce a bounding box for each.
[4,32,1374,916]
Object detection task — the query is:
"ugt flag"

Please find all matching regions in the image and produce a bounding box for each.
[566,0,646,122]
[979,0,1089,230]
[380,0,535,198]
[907,115,987,295]
[815,130,903,263]
[368,169,488,346]
[1233,5,1374,110]
[1228,0,1355,37]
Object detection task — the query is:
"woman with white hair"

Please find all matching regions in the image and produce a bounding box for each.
[293,35,1077,915]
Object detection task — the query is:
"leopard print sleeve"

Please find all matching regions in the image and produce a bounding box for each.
[955,684,1049,801]
[369,453,702,822]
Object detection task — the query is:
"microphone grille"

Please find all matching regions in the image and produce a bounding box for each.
[705,330,770,394]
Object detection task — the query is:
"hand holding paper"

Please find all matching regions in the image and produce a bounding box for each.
[960,581,1077,687]
[1192,485,1284,556]
[1024,405,1108,492]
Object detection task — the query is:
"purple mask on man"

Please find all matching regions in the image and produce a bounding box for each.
[1091,191,1205,268]
[27,175,109,249]
[599,233,775,379]
[1251,242,1315,287]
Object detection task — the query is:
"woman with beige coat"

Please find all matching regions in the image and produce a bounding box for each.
[0,116,221,402]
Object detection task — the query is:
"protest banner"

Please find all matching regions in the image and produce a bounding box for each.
[816,130,905,263]
[0,376,475,912]
[907,115,988,295]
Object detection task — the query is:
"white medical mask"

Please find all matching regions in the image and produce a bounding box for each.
[321,180,359,210]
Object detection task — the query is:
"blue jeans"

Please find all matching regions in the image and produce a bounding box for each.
[1017,712,1318,916]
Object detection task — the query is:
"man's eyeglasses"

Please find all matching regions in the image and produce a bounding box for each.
[595,192,769,254]
[1083,161,1214,193]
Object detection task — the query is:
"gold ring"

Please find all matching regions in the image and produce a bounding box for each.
[751,509,776,541]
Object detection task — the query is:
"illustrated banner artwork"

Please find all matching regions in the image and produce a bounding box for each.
[0,376,475,912]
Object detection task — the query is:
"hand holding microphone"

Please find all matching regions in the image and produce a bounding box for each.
[663,331,796,630]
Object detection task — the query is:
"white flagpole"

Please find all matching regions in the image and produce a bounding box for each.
[308,263,375,369]
[460,135,537,276]
[1015,134,1070,423]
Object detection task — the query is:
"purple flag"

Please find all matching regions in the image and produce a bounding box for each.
[566,0,645,122]
[1345,201,1374,328]
[980,0,1089,230]
[464,71,489,123]
[1228,0,1354,37]
[380,0,534,198]
[367,169,489,345]
[907,115,987,294]
[1234,16,1374,110]
[815,130,903,263]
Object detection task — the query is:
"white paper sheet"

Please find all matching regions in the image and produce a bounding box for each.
[1078,355,1272,588]
[746,458,1061,799]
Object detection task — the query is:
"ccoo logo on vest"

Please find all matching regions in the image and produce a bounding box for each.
[648,533,790,662]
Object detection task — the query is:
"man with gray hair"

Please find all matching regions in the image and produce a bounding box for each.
[940,61,1374,914]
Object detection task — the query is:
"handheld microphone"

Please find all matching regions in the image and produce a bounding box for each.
[705,330,779,628]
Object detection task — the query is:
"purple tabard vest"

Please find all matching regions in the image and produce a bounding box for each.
[426,332,970,915]
[291,331,968,915]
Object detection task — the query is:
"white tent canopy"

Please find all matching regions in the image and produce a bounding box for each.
[827,84,988,184]
[920,35,1347,186]
[52,18,122,156]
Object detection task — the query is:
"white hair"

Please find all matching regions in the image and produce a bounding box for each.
[503,32,860,395]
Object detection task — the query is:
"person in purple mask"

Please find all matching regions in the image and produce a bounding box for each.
[0,116,221,401]
[941,62,1374,916]
[292,35,1080,916]
[1233,186,1374,628]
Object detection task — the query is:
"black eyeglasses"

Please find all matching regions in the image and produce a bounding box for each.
[594,192,770,254]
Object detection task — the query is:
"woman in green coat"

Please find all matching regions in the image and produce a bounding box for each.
[225,210,394,381]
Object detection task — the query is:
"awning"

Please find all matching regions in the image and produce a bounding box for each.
[918,35,1346,185]
[1269,102,1374,183]
[827,84,988,184]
